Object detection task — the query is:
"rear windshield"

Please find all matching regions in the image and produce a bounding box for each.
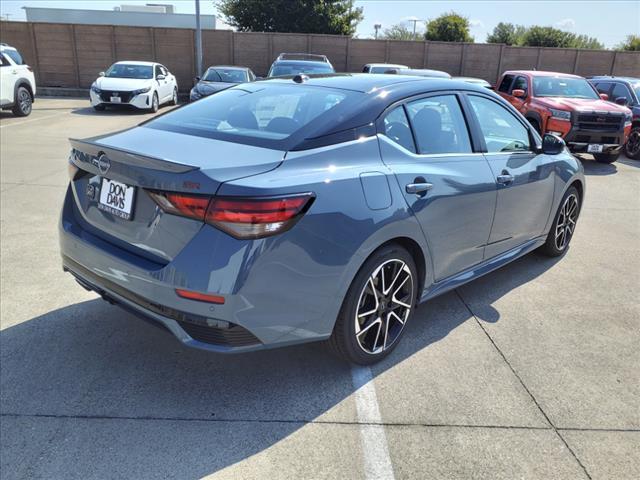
[106,64,153,79]
[203,68,247,83]
[532,76,599,99]
[269,62,335,77]
[145,83,358,148]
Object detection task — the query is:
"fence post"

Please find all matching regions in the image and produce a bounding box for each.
[111,26,117,63]
[229,30,235,64]
[496,44,505,82]
[28,23,41,84]
[459,43,467,75]
[345,36,351,72]
[69,24,81,88]
[151,28,157,60]
[268,33,274,63]
[422,41,430,68]
[572,49,581,74]
[535,48,542,69]
[610,51,618,75]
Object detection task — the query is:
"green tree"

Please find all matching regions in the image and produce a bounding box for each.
[486,22,526,45]
[216,0,363,35]
[381,24,421,41]
[571,34,604,50]
[617,34,640,51]
[424,12,473,42]
[519,26,603,49]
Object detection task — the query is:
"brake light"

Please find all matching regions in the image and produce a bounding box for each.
[148,191,314,239]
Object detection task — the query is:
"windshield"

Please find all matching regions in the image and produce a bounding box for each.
[105,64,153,79]
[4,49,23,65]
[633,83,640,99]
[269,63,335,77]
[203,68,247,83]
[146,84,356,147]
[532,76,599,99]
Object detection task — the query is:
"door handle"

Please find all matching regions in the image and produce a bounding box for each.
[405,182,433,195]
[496,172,514,185]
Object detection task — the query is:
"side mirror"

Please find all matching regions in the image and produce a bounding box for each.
[541,133,565,155]
[512,89,526,98]
[156,74,166,81]
[615,97,628,106]
[98,71,105,77]
[194,76,201,82]
[599,93,609,101]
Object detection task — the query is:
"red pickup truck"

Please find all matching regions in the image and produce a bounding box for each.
[496,70,632,163]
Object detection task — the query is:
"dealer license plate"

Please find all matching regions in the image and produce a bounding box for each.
[98,178,135,220]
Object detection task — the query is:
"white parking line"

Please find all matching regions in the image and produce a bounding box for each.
[351,365,395,480]
[0,112,70,129]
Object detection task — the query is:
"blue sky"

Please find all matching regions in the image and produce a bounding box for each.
[1,0,638,48]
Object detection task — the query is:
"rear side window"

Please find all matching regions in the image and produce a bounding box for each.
[468,96,530,153]
[383,106,415,152]
[147,84,353,144]
[405,95,472,155]
[593,82,612,96]
[498,75,514,93]
[612,83,632,104]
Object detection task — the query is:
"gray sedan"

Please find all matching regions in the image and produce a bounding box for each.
[190,66,256,101]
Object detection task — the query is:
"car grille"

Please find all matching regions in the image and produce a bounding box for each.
[62,255,261,348]
[575,113,623,132]
[99,91,133,103]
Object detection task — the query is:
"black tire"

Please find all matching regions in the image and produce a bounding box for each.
[593,152,619,163]
[624,126,640,160]
[149,92,159,113]
[93,104,106,111]
[170,88,178,105]
[328,244,417,365]
[539,186,581,257]
[11,86,32,117]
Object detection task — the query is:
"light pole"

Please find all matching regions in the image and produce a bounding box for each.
[195,0,203,78]
[374,23,382,40]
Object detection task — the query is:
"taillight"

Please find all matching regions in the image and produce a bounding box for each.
[148,191,314,239]
[175,288,225,304]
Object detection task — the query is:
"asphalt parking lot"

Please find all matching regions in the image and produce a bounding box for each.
[1,97,638,479]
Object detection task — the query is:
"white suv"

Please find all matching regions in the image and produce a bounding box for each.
[0,44,36,117]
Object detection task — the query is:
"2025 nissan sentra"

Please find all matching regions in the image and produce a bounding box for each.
[60,74,584,364]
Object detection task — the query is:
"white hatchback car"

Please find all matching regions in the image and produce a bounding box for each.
[0,43,37,117]
[90,61,178,112]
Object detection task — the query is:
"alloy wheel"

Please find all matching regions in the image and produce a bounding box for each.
[354,259,414,355]
[18,89,31,114]
[626,130,640,158]
[554,193,579,251]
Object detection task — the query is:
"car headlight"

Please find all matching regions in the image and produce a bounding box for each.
[132,87,151,95]
[549,108,571,121]
[91,83,101,94]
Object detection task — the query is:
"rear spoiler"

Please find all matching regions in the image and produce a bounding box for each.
[69,137,198,174]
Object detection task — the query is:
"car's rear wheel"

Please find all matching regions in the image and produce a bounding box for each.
[593,152,619,163]
[539,186,581,257]
[149,92,159,113]
[329,244,417,365]
[93,104,106,111]
[12,86,32,117]
[624,126,640,160]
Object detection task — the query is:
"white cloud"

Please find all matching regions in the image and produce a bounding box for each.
[555,18,576,30]
[469,19,484,29]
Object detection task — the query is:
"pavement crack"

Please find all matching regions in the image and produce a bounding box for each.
[455,289,593,480]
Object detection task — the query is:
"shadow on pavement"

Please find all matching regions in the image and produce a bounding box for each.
[0,251,558,478]
[577,156,618,176]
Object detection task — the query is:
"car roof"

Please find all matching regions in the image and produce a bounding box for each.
[206,65,248,71]
[396,68,452,79]
[0,44,17,51]
[366,63,408,68]
[262,73,438,92]
[589,76,640,83]
[114,61,157,66]
[505,70,583,79]
[271,60,332,67]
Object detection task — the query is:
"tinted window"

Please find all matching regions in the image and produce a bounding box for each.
[593,82,612,96]
[4,49,23,65]
[0,55,6,67]
[363,65,370,73]
[612,83,632,104]
[532,76,598,99]
[512,76,528,93]
[269,62,334,77]
[106,63,153,79]
[203,68,247,83]
[383,106,415,152]
[147,84,352,143]
[468,96,530,153]
[406,95,472,154]
[160,66,168,76]
[498,75,514,93]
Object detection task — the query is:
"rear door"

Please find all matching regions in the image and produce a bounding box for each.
[378,93,497,281]
[465,93,555,259]
[0,54,17,105]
